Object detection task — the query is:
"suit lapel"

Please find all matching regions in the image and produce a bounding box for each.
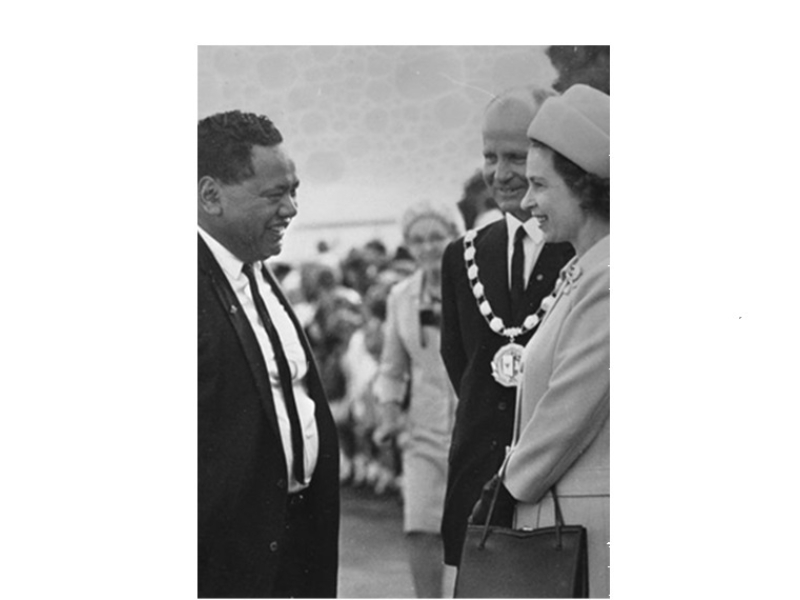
[523,243,569,296]
[198,235,281,438]
[476,222,513,323]
[518,242,574,320]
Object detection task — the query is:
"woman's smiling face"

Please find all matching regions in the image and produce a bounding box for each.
[405,216,452,273]
[521,145,585,246]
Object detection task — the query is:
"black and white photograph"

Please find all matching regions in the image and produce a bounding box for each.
[6,6,800,599]
[197,45,609,598]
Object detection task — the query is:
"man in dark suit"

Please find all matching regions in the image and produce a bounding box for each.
[198,110,339,598]
[440,88,575,567]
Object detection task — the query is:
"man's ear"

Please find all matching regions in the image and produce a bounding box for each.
[198,176,223,216]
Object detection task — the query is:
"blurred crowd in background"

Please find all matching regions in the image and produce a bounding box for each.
[268,167,495,500]
[269,44,610,503]
[278,237,410,498]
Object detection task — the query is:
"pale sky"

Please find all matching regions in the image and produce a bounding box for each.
[198,46,558,262]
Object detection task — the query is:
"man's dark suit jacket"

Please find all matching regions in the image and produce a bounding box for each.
[198,236,340,598]
[439,220,573,566]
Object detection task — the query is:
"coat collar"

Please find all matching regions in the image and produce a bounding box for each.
[576,234,609,271]
[198,233,328,409]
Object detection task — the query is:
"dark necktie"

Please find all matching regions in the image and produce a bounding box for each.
[510,227,527,319]
[242,263,305,485]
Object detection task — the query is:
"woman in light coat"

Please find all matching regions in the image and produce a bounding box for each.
[374,200,462,597]
[471,84,610,597]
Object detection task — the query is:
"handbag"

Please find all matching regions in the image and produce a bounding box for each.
[454,479,589,598]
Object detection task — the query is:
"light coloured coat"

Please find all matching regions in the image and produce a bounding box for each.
[374,270,458,532]
[504,235,610,598]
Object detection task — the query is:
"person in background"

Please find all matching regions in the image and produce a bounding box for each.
[303,263,363,413]
[339,277,401,495]
[439,86,575,570]
[470,84,611,597]
[374,200,463,597]
[456,170,502,231]
[341,239,391,296]
[197,110,339,598]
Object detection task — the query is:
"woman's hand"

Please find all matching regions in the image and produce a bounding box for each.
[372,401,405,446]
[469,474,516,526]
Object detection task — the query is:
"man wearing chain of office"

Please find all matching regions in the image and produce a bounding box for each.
[439,85,575,568]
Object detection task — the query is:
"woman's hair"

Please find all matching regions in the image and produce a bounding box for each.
[531,139,610,221]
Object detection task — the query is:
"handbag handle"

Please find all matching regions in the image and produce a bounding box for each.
[478,478,565,550]
[552,486,565,549]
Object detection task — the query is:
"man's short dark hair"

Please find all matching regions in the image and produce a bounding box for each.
[198,110,283,184]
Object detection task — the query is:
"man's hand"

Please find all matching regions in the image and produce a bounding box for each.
[469,474,516,527]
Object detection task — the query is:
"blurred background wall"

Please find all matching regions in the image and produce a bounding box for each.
[198,45,562,263]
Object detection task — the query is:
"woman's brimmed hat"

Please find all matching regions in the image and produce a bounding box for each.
[401,199,464,240]
[527,84,610,178]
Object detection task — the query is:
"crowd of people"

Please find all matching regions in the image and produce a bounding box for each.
[271,192,502,505]
[274,238,411,498]
[274,197,467,596]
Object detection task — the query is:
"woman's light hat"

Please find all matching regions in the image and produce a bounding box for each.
[401,199,464,240]
[527,84,610,178]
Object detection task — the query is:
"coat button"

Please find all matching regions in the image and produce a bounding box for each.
[270,541,279,552]
[277,479,286,489]
[490,440,498,449]
[498,402,507,411]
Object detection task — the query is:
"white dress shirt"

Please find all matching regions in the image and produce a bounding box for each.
[504,214,545,289]
[199,227,318,493]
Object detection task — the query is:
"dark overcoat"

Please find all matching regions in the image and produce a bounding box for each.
[198,236,339,598]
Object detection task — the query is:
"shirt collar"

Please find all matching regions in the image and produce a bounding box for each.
[198,226,256,280]
[504,213,543,245]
